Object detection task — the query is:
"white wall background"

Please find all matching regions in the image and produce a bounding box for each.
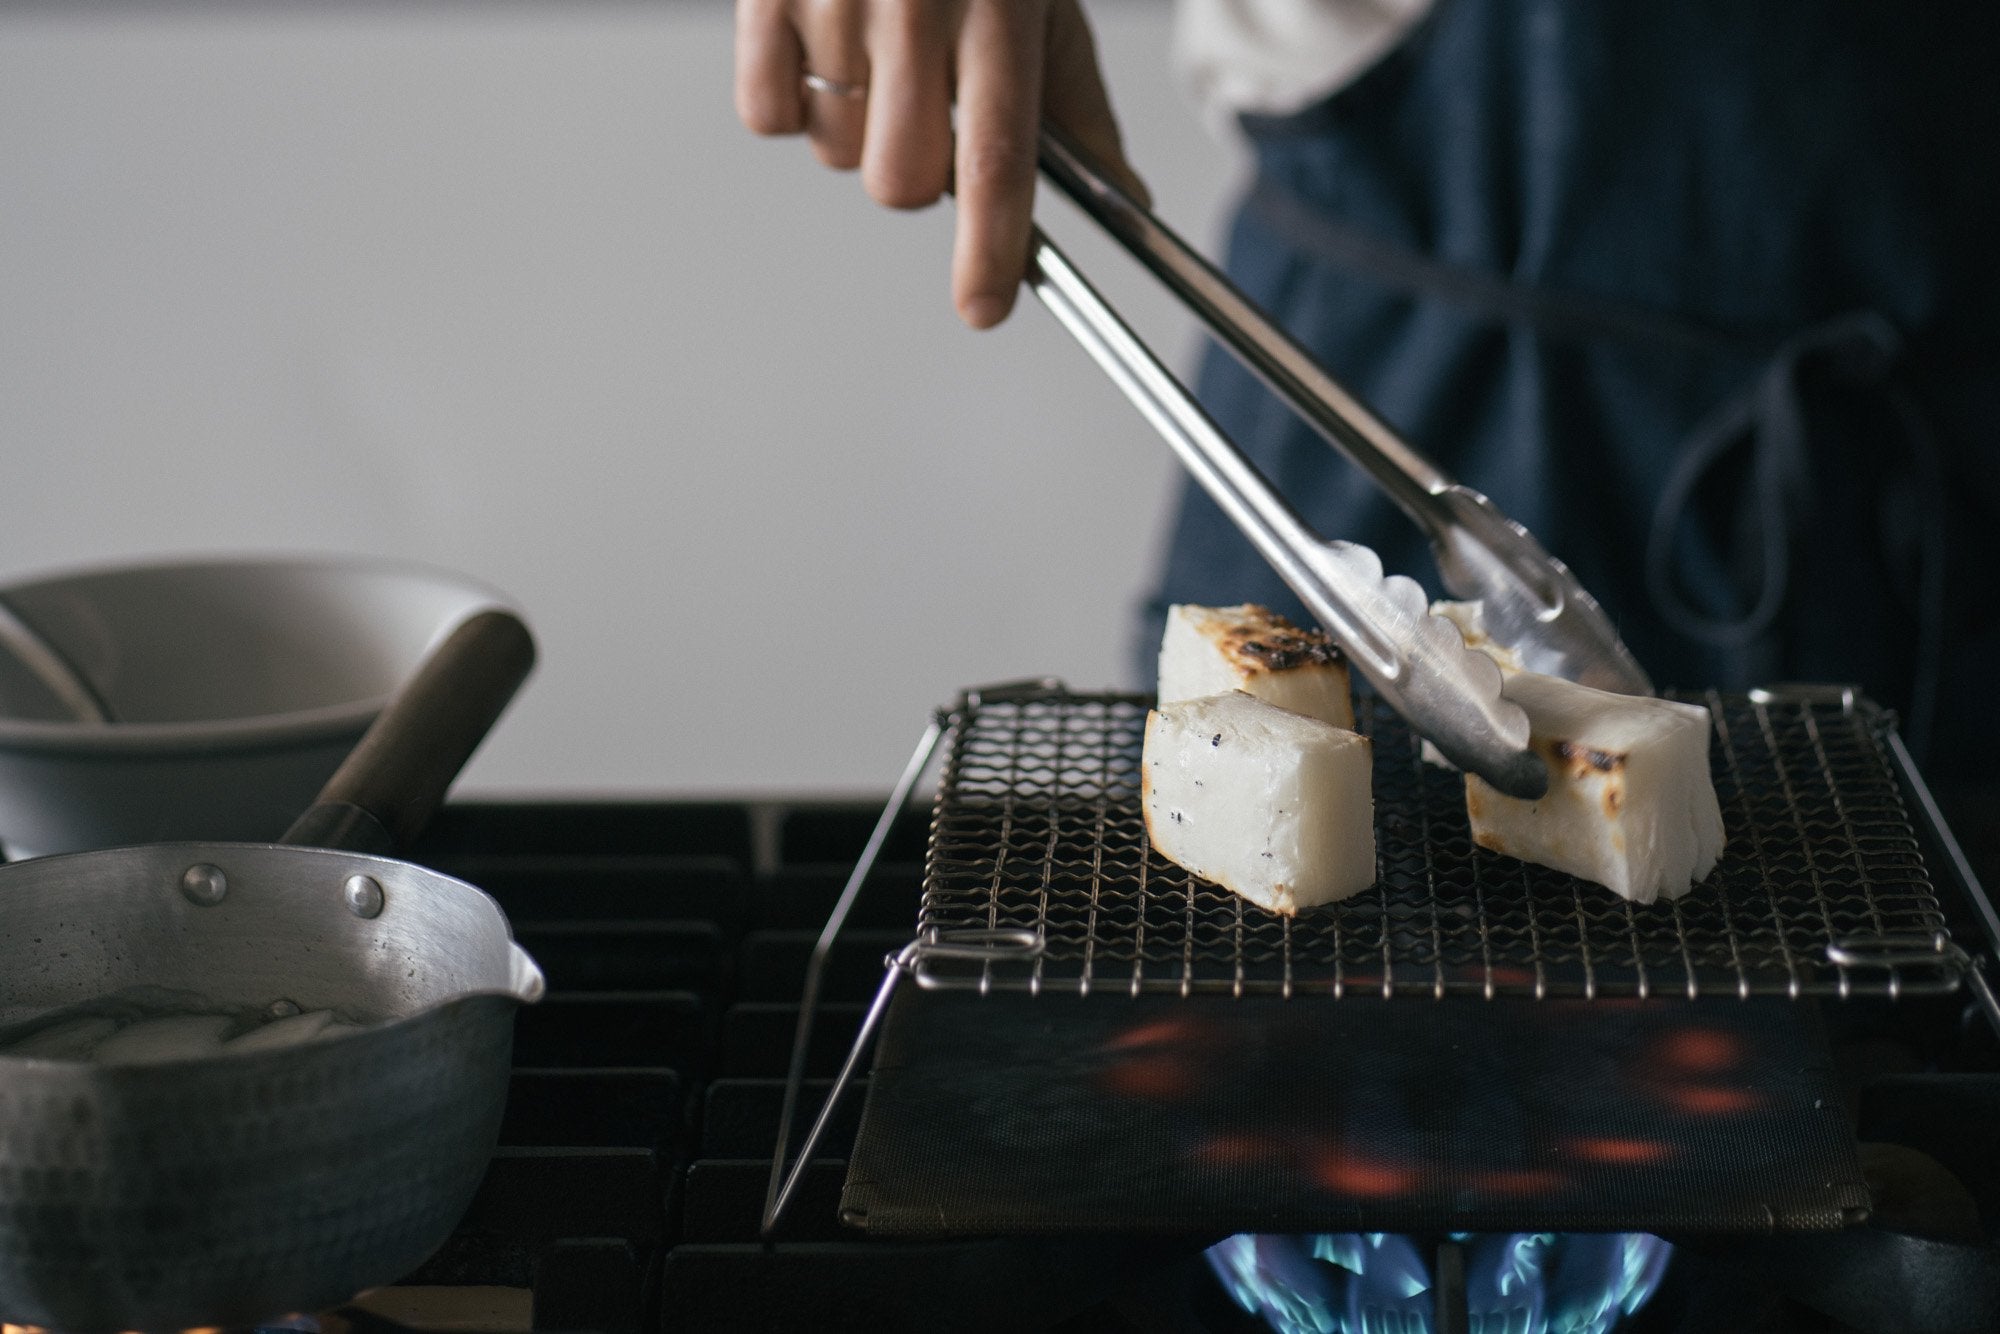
[0,1,1245,797]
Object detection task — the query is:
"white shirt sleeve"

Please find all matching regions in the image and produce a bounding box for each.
[1172,0,1435,135]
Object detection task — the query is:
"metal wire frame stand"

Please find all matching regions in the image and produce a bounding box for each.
[764,680,2000,1237]
[761,680,1052,1237]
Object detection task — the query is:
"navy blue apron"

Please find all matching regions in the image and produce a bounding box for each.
[1147,0,2000,798]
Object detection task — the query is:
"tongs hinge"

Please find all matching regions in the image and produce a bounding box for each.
[1036,126,1652,704]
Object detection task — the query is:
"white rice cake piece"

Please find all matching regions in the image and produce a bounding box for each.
[90,1013,235,1064]
[1429,599,1525,675]
[1,1015,119,1060]
[1465,672,1726,904]
[1157,603,1353,730]
[1142,691,1375,915]
[224,1008,335,1053]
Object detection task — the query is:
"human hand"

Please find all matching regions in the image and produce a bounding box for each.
[735,0,1148,329]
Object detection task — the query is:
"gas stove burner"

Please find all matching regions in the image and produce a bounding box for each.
[1206,1233,1673,1334]
[1,1319,318,1334]
[28,797,1963,1334]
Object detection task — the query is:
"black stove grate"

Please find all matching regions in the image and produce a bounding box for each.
[386,800,1159,1334]
[394,801,899,1333]
[304,792,2000,1334]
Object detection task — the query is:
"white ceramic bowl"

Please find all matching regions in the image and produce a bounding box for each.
[0,555,516,859]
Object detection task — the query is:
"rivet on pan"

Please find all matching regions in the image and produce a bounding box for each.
[179,863,228,907]
[344,874,386,920]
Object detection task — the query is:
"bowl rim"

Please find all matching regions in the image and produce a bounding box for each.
[0,551,516,754]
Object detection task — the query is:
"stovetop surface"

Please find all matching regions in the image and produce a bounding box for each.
[394,799,1194,1334]
[393,799,928,1334]
[330,799,2000,1334]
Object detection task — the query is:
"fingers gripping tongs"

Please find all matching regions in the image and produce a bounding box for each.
[1027,127,1655,800]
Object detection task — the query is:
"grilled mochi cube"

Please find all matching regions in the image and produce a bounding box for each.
[1465,672,1726,904]
[1157,603,1353,730]
[1142,691,1375,915]
[1429,599,1525,675]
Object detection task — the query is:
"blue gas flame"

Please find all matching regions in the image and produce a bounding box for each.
[1206,1232,1672,1334]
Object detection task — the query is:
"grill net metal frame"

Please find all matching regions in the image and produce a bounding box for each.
[914,686,1958,1001]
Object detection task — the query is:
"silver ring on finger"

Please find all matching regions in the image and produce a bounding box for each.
[802,70,868,99]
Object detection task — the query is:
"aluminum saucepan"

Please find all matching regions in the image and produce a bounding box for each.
[0,608,542,1333]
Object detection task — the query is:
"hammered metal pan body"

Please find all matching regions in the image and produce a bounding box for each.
[0,841,542,1332]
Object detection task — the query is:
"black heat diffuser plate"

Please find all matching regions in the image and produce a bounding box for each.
[839,989,1869,1236]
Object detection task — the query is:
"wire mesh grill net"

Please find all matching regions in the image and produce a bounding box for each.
[915,689,1955,1000]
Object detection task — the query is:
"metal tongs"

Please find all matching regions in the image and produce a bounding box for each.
[1029,127,1655,800]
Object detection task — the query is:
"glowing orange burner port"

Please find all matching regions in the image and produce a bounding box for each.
[1099,1054,1193,1099]
[1103,1017,1197,1051]
[1662,1084,1766,1115]
[1656,1026,1745,1072]
[1569,1135,1675,1166]
[1310,1151,1417,1197]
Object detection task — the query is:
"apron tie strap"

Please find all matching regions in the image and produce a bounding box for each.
[1642,309,1946,756]
[1642,310,1902,648]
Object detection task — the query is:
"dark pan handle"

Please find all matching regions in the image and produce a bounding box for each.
[282,608,536,855]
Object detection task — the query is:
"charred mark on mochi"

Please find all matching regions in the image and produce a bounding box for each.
[1551,739,1624,778]
[1221,610,1344,674]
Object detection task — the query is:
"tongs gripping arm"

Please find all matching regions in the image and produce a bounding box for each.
[1028,236,1401,682]
[1028,231,1546,799]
